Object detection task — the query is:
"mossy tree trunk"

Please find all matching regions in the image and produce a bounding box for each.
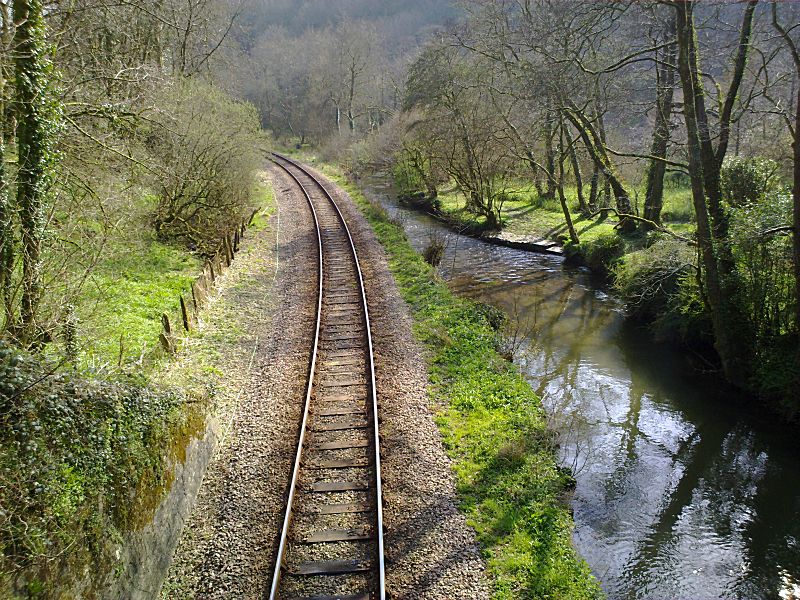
[14,0,58,342]
[691,0,757,284]
[675,1,753,387]
[563,103,636,233]
[543,114,556,199]
[588,163,600,212]
[0,122,12,331]
[567,128,588,215]
[558,120,579,245]
[0,3,14,331]
[643,21,677,228]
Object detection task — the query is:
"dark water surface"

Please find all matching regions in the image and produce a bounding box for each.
[361,175,800,600]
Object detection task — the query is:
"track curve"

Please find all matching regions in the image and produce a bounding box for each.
[267,154,385,600]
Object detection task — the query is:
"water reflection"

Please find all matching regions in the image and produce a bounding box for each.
[362,175,800,600]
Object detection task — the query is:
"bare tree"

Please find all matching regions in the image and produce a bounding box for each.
[404,42,514,229]
[643,10,677,227]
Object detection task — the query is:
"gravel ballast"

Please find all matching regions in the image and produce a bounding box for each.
[161,161,490,599]
[161,166,317,598]
[304,164,491,599]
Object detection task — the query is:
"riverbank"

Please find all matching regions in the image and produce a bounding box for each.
[312,160,602,599]
[398,183,696,273]
[347,166,800,599]
[392,177,800,418]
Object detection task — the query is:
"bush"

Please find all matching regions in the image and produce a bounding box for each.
[565,231,625,277]
[721,156,781,207]
[0,342,192,595]
[422,238,445,266]
[729,189,797,405]
[614,238,710,342]
[145,80,262,254]
[730,189,794,340]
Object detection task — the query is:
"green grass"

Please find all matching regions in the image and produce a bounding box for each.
[250,172,276,231]
[434,180,695,279]
[307,159,602,599]
[435,182,694,246]
[77,230,200,369]
[73,169,277,371]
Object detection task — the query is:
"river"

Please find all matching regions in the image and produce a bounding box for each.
[362,174,800,600]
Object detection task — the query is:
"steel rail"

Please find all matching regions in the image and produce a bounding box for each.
[268,152,386,600]
[267,157,324,600]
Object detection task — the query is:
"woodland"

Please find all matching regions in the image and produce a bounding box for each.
[0,0,798,596]
[229,0,800,411]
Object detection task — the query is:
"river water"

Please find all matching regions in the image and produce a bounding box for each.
[362,175,800,600]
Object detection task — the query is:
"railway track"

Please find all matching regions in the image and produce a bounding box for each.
[267,153,386,600]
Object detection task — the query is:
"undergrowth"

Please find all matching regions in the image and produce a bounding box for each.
[313,161,602,599]
[0,169,276,597]
[0,342,203,598]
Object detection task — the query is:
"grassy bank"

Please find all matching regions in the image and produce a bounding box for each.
[310,160,601,598]
[73,172,274,372]
[434,182,695,241]
[0,169,275,598]
[427,183,696,280]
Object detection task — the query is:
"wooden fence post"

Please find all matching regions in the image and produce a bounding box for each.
[192,279,205,310]
[180,295,191,332]
[223,236,233,266]
[160,313,176,354]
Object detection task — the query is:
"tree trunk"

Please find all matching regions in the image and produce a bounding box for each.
[564,105,636,232]
[532,150,546,199]
[347,60,357,132]
[643,26,677,228]
[543,116,556,199]
[0,133,13,331]
[588,163,600,212]
[691,0,757,263]
[14,0,56,341]
[793,84,800,332]
[567,131,588,214]
[0,34,13,331]
[602,175,611,218]
[675,1,749,387]
[557,129,579,245]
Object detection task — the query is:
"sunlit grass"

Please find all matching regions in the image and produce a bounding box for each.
[77,229,200,369]
[72,171,275,371]
[433,180,695,259]
[306,158,603,599]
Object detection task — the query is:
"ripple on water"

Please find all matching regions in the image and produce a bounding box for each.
[361,176,800,600]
